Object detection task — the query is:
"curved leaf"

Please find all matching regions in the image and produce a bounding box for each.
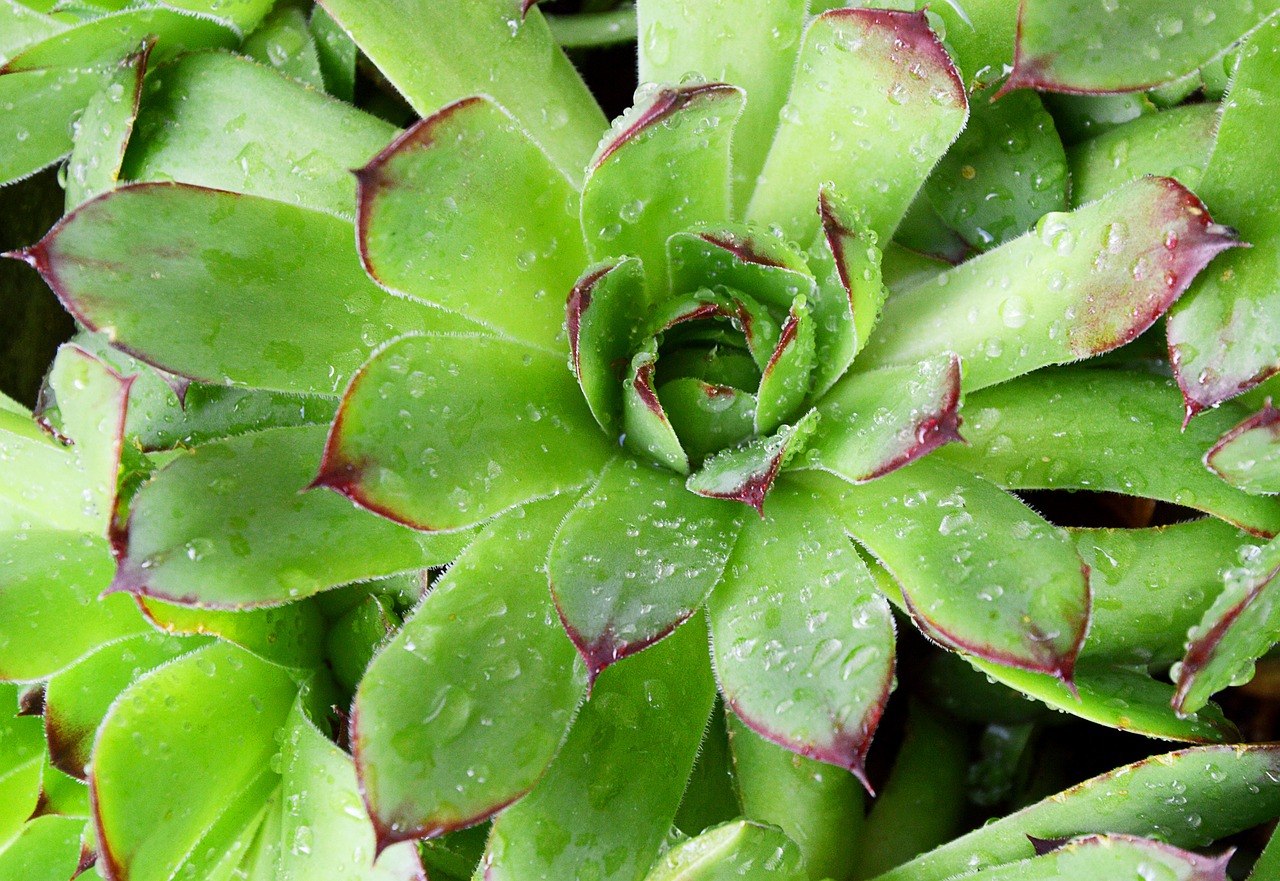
[0,1,65,67]
[242,5,324,90]
[747,8,966,245]
[1207,404,1280,495]
[64,41,147,208]
[314,334,613,532]
[688,409,819,514]
[353,497,587,845]
[857,177,1241,389]
[19,184,477,394]
[962,834,1229,881]
[138,596,325,670]
[358,96,586,352]
[937,369,1280,536]
[0,816,83,881]
[0,67,113,187]
[551,456,741,680]
[569,258,646,433]
[642,820,806,881]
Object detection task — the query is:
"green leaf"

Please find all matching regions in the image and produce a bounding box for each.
[138,595,326,670]
[0,531,147,681]
[925,85,1067,251]
[1,8,234,72]
[92,642,299,881]
[636,0,807,212]
[113,425,469,607]
[314,333,613,531]
[667,227,816,314]
[0,816,83,881]
[1207,404,1280,495]
[688,409,819,515]
[1006,0,1278,93]
[1169,16,1280,417]
[0,407,89,530]
[242,5,324,91]
[625,343,691,473]
[582,83,743,289]
[1175,533,1280,713]
[936,370,1280,536]
[551,456,742,680]
[917,0,1018,90]
[123,51,398,218]
[569,259,647,434]
[357,96,586,352]
[353,497,586,843]
[962,835,1229,881]
[856,177,1241,389]
[22,184,475,394]
[866,743,1280,881]
[163,0,275,32]
[316,0,606,177]
[324,593,399,693]
[63,42,147,208]
[309,6,356,102]
[727,713,864,881]
[1042,91,1158,145]
[710,485,893,786]
[0,683,46,846]
[747,8,967,246]
[808,460,1089,682]
[0,0,66,67]
[1066,103,1217,207]
[659,379,757,466]
[482,617,715,881]
[755,300,815,434]
[43,632,203,779]
[642,820,806,881]
[800,355,962,485]
[0,67,115,186]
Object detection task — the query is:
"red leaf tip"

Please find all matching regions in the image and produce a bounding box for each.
[593,82,741,170]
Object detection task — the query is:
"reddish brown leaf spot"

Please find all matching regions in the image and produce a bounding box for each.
[1174,352,1280,428]
[632,359,667,419]
[1206,403,1280,478]
[696,449,788,519]
[1028,836,1073,857]
[72,838,98,880]
[592,83,740,170]
[91,777,127,881]
[17,684,44,717]
[822,7,965,110]
[818,190,857,307]
[566,265,612,379]
[519,0,539,19]
[865,355,965,482]
[46,713,92,781]
[552,600,691,687]
[761,308,802,383]
[694,231,788,269]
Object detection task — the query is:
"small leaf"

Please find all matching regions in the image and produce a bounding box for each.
[624,344,690,474]
[358,96,586,352]
[960,834,1229,881]
[1207,404,1280,495]
[315,334,614,531]
[709,485,893,787]
[667,227,816,314]
[857,177,1241,389]
[642,820,807,881]
[63,41,148,209]
[551,456,742,681]
[353,497,587,844]
[481,618,715,881]
[755,300,815,434]
[569,258,647,433]
[747,7,966,246]
[688,409,819,515]
[658,379,756,466]
[242,5,324,90]
[138,595,325,670]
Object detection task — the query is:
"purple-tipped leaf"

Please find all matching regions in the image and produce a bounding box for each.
[568,258,646,433]
[687,409,819,515]
[754,301,815,434]
[961,834,1230,881]
[623,345,690,474]
[667,226,816,314]
[1207,404,1280,495]
[642,820,806,881]
[63,40,149,208]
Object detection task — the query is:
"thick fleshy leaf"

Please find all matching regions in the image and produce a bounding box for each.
[314,334,613,531]
[569,259,647,434]
[44,632,201,779]
[63,42,147,208]
[925,85,1067,251]
[113,425,470,608]
[857,177,1241,389]
[122,51,398,218]
[358,97,586,352]
[938,370,1280,536]
[0,67,114,187]
[1067,103,1217,207]
[0,1,65,67]
[659,379,756,466]
[316,0,605,177]
[866,744,1280,881]
[636,0,807,212]
[92,642,299,881]
[625,345,690,473]
[800,355,962,485]
[1175,534,1280,713]
[310,5,356,102]
[138,595,325,670]
[727,713,864,881]
[242,5,324,90]
[642,821,806,881]
[582,83,743,288]
[19,184,476,394]
[0,682,47,842]
[0,816,83,881]
[747,8,966,246]
[0,406,94,531]
[710,485,893,786]
[755,301,815,434]
[1006,0,1277,93]
[550,456,741,680]
[687,409,819,515]
[1,9,234,72]
[481,618,715,881]
[354,497,586,845]
[806,461,1089,682]
[0,532,147,681]
[963,835,1229,881]
[1208,405,1280,495]
[1170,16,1280,417]
[667,227,815,314]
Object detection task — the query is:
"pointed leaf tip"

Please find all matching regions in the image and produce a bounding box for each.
[820,6,964,107]
[592,82,742,170]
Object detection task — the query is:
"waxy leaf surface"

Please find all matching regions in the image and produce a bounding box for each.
[113,425,469,607]
[138,595,325,670]
[0,67,114,188]
[748,8,966,245]
[0,1,64,67]
[710,485,893,785]
[551,457,741,679]
[1207,405,1280,495]
[858,177,1240,389]
[960,834,1229,881]
[569,259,648,433]
[0,816,82,881]
[24,184,477,394]
[242,5,324,91]
[63,43,147,208]
[482,619,714,881]
[354,498,587,844]
[359,97,586,352]
[642,821,806,881]
[687,410,818,514]
[316,334,613,531]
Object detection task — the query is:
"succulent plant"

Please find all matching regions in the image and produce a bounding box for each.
[6,0,1280,879]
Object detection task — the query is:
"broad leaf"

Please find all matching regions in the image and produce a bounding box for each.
[0,1,65,67]
[353,498,586,844]
[63,42,147,208]
[0,816,83,881]
[314,334,613,531]
[747,8,966,245]
[358,96,586,352]
[138,596,325,670]
[960,834,1229,881]
[1207,404,1280,495]
[687,410,819,514]
[710,485,893,786]
[551,457,741,680]
[569,258,648,433]
[310,6,356,102]
[0,68,115,186]
[481,618,715,881]
[642,821,806,881]
[857,177,1241,389]
[659,379,756,466]
[22,185,477,394]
